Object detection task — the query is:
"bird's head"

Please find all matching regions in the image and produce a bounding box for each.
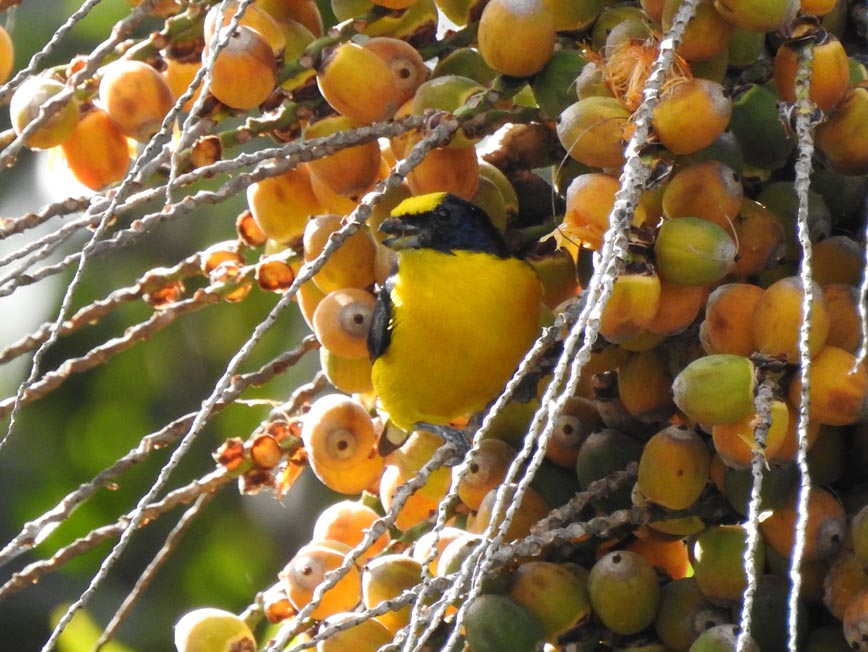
[378,192,509,257]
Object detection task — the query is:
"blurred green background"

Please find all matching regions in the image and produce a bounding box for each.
[0,1,342,649]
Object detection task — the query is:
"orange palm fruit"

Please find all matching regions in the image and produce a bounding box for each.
[478,0,556,77]
[652,78,731,155]
[312,500,390,562]
[700,283,763,356]
[636,425,710,510]
[99,60,174,142]
[301,394,384,494]
[774,26,849,113]
[662,160,743,232]
[787,346,868,426]
[60,107,130,190]
[600,270,662,343]
[206,25,277,109]
[751,276,831,362]
[759,485,846,562]
[281,541,362,619]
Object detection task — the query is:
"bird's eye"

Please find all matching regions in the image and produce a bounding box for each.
[434,206,452,224]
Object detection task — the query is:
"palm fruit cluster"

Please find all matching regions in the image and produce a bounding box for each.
[6,0,868,650]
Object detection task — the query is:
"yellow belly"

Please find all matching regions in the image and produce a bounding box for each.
[371,249,542,431]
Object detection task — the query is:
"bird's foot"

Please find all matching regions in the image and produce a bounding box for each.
[414,422,471,465]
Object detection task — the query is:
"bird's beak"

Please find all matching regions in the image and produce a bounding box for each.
[378,217,422,250]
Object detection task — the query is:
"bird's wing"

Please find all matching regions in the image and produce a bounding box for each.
[367,275,394,361]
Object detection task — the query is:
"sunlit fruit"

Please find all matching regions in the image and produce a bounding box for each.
[174,607,255,652]
[712,398,789,468]
[672,354,756,426]
[654,217,737,286]
[774,27,849,113]
[312,500,390,562]
[98,60,174,142]
[362,36,428,105]
[587,550,660,635]
[470,483,550,541]
[0,24,13,85]
[316,612,392,652]
[10,75,79,149]
[478,0,556,77]
[248,165,322,243]
[508,561,591,641]
[557,97,629,168]
[662,160,743,232]
[60,106,130,190]
[281,541,362,619]
[316,41,404,124]
[652,79,731,155]
[362,554,422,634]
[560,172,647,251]
[455,438,515,511]
[759,485,846,562]
[751,276,830,362]
[637,425,710,510]
[692,524,764,606]
[304,116,381,198]
[301,394,384,494]
[464,594,544,652]
[599,269,662,343]
[204,1,286,56]
[663,0,734,61]
[412,526,466,574]
[312,288,376,360]
[206,25,277,109]
[379,463,447,532]
[788,345,868,426]
[303,214,377,293]
[406,145,480,199]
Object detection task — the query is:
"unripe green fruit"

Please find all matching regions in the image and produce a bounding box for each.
[655,578,730,651]
[508,561,591,641]
[654,217,736,286]
[575,428,642,511]
[531,49,587,118]
[689,624,759,652]
[587,550,660,635]
[672,354,755,426]
[729,83,793,170]
[174,607,255,652]
[712,0,798,32]
[692,525,764,607]
[464,594,545,652]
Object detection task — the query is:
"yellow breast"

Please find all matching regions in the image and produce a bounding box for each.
[371,248,542,431]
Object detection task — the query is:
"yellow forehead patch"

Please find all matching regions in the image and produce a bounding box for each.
[391,192,448,217]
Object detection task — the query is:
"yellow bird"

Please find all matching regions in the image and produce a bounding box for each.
[368,192,543,451]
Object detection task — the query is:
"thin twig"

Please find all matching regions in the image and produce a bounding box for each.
[788,41,818,652]
[0,336,320,569]
[93,491,216,652]
[737,378,775,652]
[0,471,230,601]
[0,255,201,365]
